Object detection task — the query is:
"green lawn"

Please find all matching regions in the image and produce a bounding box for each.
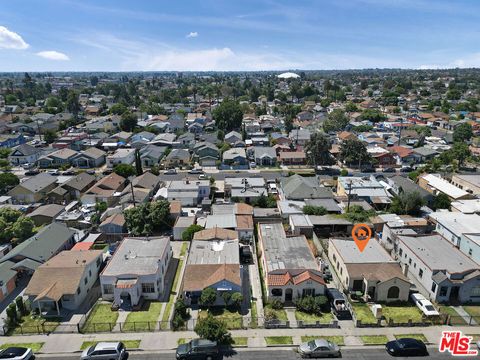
[80,340,140,350]
[0,342,44,352]
[232,337,248,346]
[301,336,345,346]
[439,305,467,325]
[295,310,334,323]
[352,303,377,324]
[9,313,60,335]
[264,305,288,321]
[250,301,258,328]
[123,302,162,332]
[198,308,243,330]
[265,336,293,345]
[382,305,423,323]
[82,303,119,333]
[463,306,480,323]
[394,334,428,343]
[360,335,389,345]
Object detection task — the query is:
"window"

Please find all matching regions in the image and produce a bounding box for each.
[469,248,473,256]
[431,283,437,293]
[340,267,343,275]
[471,286,480,297]
[84,277,88,285]
[440,286,448,297]
[142,283,155,293]
[77,287,81,295]
[89,270,92,277]
[408,258,412,265]
[302,288,315,297]
[332,254,337,263]
[103,284,114,295]
[387,286,400,299]
[399,248,403,256]
[271,288,282,296]
[419,269,423,278]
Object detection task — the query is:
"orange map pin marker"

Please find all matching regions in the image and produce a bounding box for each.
[352,223,372,252]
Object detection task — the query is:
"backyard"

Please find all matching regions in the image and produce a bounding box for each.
[295,310,334,323]
[122,301,163,332]
[81,303,119,333]
[198,308,243,330]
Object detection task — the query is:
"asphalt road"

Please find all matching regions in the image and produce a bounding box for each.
[37,348,477,360]
[158,170,285,182]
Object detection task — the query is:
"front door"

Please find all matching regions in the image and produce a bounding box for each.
[285,288,293,302]
[450,286,460,302]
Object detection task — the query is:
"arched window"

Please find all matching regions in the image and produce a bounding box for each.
[387,286,400,299]
[271,288,283,296]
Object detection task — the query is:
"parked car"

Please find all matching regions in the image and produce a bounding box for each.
[400,167,413,173]
[176,339,219,360]
[102,169,113,175]
[198,174,207,180]
[298,338,341,358]
[46,169,59,176]
[164,168,177,175]
[410,293,439,316]
[80,342,127,360]
[24,169,40,176]
[383,167,396,173]
[188,168,204,174]
[22,163,35,170]
[0,346,34,360]
[240,245,253,264]
[385,338,428,357]
[86,169,96,175]
[249,162,256,168]
[326,288,352,320]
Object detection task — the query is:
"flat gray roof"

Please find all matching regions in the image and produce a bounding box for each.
[205,214,237,229]
[188,240,239,265]
[330,238,395,264]
[398,234,479,273]
[258,222,317,271]
[175,216,195,227]
[102,237,170,276]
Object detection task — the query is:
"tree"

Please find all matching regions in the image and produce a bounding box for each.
[135,149,143,176]
[339,138,371,167]
[110,103,128,115]
[66,90,80,119]
[200,287,217,307]
[230,292,243,308]
[345,102,358,112]
[453,123,473,142]
[360,109,386,123]
[302,205,327,216]
[6,303,17,325]
[11,216,35,242]
[44,130,57,144]
[251,194,277,208]
[182,224,204,241]
[194,314,231,343]
[213,98,243,131]
[90,76,99,87]
[124,200,171,235]
[217,130,224,141]
[305,133,334,166]
[388,191,424,216]
[120,111,137,131]
[323,109,349,133]
[440,142,471,166]
[343,205,374,223]
[0,173,19,194]
[113,163,136,178]
[15,296,26,316]
[433,193,451,210]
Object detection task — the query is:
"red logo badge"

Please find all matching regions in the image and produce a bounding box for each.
[439,331,478,356]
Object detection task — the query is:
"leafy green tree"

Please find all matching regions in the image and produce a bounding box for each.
[221,291,232,306]
[230,292,243,308]
[200,287,217,307]
[120,111,137,131]
[43,130,58,144]
[433,193,451,210]
[15,296,26,316]
[11,216,35,242]
[217,130,224,141]
[345,102,358,112]
[0,148,11,159]
[339,138,371,167]
[251,194,277,208]
[360,109,386,123]
[213,98,243,131]
[343,205,374,223]
[124,200,171,236]
[440,142,471,166]
[302,205,327,216]
[66,90,80,119]
[113,163,136,178]
[305,132,334,166]
[6,303,17,325]
[453,123,473,142]
[0,173,19,194]
[323,109,349,133]
[194,314,231,343]
[110,103,128,115]
[182,224,204,241]
[389,191,424,215]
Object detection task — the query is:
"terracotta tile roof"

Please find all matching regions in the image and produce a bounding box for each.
[183,264,241,291]
[235,215,253,230]
[267,270,325,286]
[390,146,413,158]
[71,242,94,251]
[170,200,182,214]
[235,203,253,215]
[193,227,238,241]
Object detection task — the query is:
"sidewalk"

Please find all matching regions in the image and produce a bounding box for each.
[0,325,474,354]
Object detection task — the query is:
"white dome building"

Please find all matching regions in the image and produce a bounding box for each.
[277,72,300,79]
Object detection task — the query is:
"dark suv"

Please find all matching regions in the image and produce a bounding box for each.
[176,339,219,360]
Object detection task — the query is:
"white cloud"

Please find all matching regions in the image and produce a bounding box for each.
[186,31,198,38]
[36,50,70,61]
[0,26,29,49]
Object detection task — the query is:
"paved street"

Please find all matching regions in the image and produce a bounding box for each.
[37,348,478,359]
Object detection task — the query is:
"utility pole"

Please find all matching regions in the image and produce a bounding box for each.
[346,180,353,212]
[397,117,403,146]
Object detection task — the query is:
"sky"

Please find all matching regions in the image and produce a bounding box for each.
[1,0,480,72]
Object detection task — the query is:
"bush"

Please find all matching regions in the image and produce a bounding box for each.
[194,314,231,343]
[269,299,284,310]
[340,169,348,176]
[264,308,278,321]
[294,296,328,315]
[200,287,217,307]
[230,292,243,308]
[15,297,26,316]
